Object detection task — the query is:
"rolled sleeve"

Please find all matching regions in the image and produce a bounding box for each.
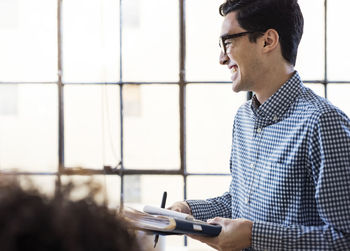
[186,192,232,221]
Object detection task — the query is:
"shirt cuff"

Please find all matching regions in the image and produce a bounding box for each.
[251,221,284,251]
[185,199,217,221]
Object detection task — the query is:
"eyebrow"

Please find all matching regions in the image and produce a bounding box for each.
[220,32,232,38]
[220,31,248,38]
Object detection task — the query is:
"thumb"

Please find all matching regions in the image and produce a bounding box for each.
[207,217,224,225]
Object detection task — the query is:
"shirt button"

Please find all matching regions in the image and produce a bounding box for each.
[250,163,254,168]
[257,128,262,133]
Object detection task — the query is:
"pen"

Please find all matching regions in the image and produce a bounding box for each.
[154,191,167,248]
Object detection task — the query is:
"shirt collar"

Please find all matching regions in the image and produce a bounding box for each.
[251,71,303,124]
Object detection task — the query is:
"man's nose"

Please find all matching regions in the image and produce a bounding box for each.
[219,51,229,65]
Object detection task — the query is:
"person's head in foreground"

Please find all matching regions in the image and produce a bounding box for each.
[0,178,140,251]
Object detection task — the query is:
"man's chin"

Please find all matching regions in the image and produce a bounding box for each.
[231,82,243,93]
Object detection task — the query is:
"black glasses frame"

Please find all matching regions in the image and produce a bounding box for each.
[219,31,258,54]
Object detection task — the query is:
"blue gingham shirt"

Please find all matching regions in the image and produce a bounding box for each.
[187,72,350,250]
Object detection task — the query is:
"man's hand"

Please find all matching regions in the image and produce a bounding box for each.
[188,218,253,251]
[167,201,192,215]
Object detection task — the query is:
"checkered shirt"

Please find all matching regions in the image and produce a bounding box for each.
[187,72,350,250]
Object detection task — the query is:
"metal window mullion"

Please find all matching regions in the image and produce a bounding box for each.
[119,0,125,209]
[179,0,188,247]
[179,0,186,194]
[56,0,64,191]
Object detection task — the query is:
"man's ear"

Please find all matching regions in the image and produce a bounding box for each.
[262,29,279,52]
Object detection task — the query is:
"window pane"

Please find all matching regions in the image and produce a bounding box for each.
[124,175,183,207]
[187,175,230,251]
[123,85,180,169]
[124,175,184,251]
[62,0,120,82]
[61,175,121,208]
[122,0,179,82]
[18,175,57,196]
[186,0,227,81]
[305,83,324,98]
[64,85,121,169]
[0,84,58,172]
[328,0,350,80]
[187,238,215,251]
[187,175,231,200]
[296,0,324,80]
[327,84,350,117]
[0,0,57,82]
[135,233,174,251]
[186,85,245,173]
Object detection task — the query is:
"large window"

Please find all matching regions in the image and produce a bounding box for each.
[0,0,347,250]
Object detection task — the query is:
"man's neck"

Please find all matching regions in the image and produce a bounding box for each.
[254,64,295,104]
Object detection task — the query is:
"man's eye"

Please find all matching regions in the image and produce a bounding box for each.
[224,41,232,48]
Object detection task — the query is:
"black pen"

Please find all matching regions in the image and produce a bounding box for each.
[154,191,167,248]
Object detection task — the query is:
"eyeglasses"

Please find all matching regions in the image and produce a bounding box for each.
[219,31,256,55]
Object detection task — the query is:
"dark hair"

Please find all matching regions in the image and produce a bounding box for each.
[219,0,304,66]
[0,179,140,251]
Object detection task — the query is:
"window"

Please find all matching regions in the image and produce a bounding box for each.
[0,0,347,250]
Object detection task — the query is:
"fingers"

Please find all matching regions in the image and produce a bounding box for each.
[167,204,182,212]
[187,234,199,240]
[187,234,212,243]
[207,217,225,226]
[167,201,192,214]
[167,205,181,212]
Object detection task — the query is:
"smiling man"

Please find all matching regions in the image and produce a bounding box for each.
[169,0,350,250]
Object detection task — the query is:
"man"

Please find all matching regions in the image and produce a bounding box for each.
[169,0,350,250]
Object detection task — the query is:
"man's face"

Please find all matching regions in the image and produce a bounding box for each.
[219,12,263,93]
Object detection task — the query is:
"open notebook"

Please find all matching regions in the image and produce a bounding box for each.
[123,205,222,236]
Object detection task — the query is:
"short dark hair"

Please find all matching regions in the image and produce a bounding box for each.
[219,0,304,66]
[0,179,140,251]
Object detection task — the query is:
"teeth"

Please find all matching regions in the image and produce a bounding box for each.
[231,66,237,73]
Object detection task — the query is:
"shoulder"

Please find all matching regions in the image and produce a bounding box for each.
[298,86,350,130]
[300,86,348,119]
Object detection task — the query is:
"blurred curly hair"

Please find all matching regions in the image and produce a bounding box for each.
[0,177,140,251]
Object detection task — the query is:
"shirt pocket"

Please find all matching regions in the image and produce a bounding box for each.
[255,161,302,221]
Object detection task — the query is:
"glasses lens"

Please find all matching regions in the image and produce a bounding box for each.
[219,38,225,54]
